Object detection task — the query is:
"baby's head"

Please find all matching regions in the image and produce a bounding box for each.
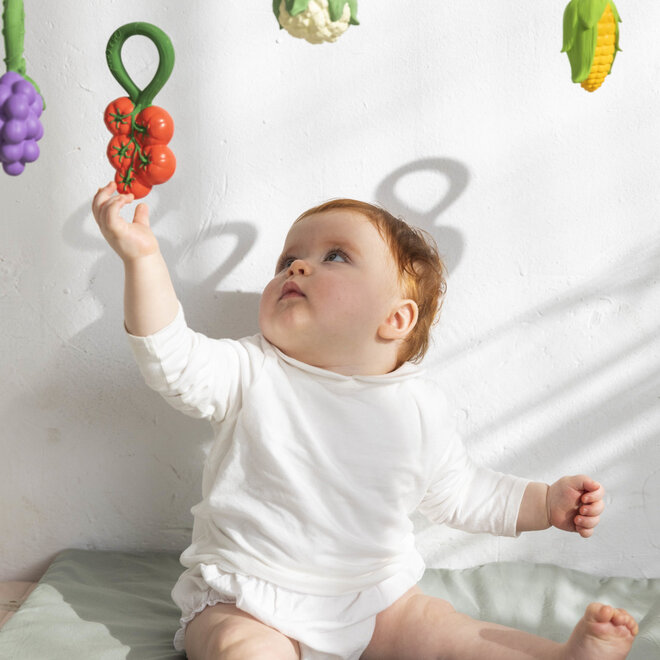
[259,199,446,375]
[296,200,446,365]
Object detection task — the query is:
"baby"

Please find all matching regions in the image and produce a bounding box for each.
[93,181,638,660]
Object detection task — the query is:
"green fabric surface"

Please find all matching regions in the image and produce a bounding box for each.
[419,562,660,658]
[0,549,185,659]
[0,550,658,659]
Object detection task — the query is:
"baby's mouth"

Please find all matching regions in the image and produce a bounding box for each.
[279,281,305,300]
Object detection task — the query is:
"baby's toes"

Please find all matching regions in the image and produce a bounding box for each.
[586,602,613,624]
[611,608,639,636]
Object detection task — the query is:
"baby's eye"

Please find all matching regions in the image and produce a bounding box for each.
[278,256,296,271]
[325,250,348,263]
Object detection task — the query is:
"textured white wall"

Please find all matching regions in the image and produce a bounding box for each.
[1,1,658,581]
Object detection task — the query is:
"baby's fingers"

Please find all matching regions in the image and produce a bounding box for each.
[580,499,605,517]
[96,191,135,235]
[92,182,118,219]
[133,202,150,228]
[576,525,596,539]
[581,484,605,508]
[575,512,600,528]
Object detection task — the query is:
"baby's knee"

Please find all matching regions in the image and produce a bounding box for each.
[367,594,469,660]
[409,596,478,645]
[218,638,293,660]
[203,619,299,660]
[408,594,458,625]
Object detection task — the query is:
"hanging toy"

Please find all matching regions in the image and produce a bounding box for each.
[0,0,44,176]
[273,0,358,44]
[104,22,176,199]
[562,0,621,92]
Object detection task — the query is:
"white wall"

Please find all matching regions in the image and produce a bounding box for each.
[1,1,658,581]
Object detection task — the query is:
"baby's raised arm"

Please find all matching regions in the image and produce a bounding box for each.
[92,182,179,336]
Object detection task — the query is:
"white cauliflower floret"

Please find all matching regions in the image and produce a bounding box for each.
[275,0,357,44]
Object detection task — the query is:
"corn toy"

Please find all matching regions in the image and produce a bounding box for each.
[273,0,358,44]
[104,22,176,199]
[0,0,44,175]
[562,0,621,92]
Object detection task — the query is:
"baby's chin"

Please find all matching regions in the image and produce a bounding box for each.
[259,323,295,356]
[264,334,310,362]
[260,326,328,368]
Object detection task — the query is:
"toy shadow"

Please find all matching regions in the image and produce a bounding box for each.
[375,157,469,274]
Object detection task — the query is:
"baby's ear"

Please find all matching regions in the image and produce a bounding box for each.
[378,299,419,340]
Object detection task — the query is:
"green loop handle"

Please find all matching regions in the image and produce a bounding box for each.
[105,22,174,113]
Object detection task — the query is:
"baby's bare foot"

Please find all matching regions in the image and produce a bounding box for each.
[564,603,638,660]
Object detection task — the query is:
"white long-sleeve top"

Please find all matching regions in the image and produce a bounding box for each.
[127,304,529,596]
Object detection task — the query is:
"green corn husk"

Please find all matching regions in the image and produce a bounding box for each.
[562,0,621,83]
[273,0,359,26]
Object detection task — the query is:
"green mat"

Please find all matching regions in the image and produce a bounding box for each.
[1,549,658,659]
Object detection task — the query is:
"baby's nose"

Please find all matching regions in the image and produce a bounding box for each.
[288,259,310,276]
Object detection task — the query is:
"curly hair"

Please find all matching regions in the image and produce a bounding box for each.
[295,199,447,366]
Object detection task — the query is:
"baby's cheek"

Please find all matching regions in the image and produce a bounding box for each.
[257,288,274,329]
[261,279,281,306]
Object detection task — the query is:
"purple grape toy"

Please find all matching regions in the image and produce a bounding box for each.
[0,71,43,175]
[1,0,45,176]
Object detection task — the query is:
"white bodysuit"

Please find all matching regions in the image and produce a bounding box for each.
[127,304,529,659]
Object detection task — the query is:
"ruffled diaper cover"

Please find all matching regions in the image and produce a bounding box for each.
[171,561,423,660]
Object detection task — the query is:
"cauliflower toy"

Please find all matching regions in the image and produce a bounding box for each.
[273,0,358,44]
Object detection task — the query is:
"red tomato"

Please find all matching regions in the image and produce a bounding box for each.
[134,105,174,146]
[104,97,135,136]
[134,144,176,186]
[115,168,152,199]
[107,135,136,174]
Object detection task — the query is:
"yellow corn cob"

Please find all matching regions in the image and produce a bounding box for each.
[581,4,616,91]
[562,0,621,92]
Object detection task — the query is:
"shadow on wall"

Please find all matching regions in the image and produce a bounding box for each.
[442,234,660,450]
[68,155,471,352]
[371,161,660,575]
[42,158,471,452]
[62,196,262,343]
[3,186,264,577]
[419,233,660,574]
[11,156,659,577]
[9,194,263,570]
[375,157,470,274]
[49,193,263,438]
[46,157,469,439]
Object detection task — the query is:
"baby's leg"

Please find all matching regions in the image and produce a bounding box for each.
[185,602,301,660]
[362,587,637,660]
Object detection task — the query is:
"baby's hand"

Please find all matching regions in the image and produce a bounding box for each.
[92,182,158,262]
[547,475,604,538]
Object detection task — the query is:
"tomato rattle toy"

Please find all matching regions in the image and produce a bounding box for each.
[104,22,176,198]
